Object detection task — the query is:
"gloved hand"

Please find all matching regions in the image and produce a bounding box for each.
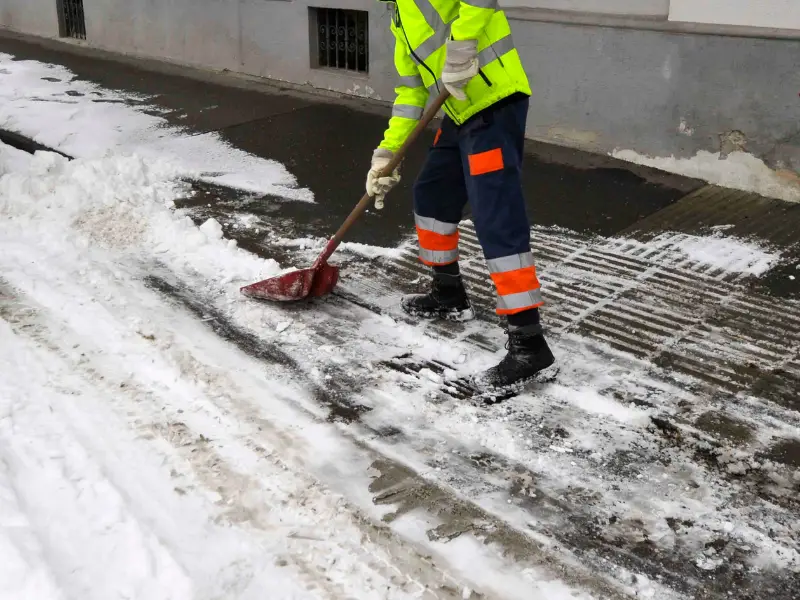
[366,148,400,210]
[442,39,479,101]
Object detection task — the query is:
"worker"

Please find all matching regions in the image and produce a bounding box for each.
[366,0,557,392]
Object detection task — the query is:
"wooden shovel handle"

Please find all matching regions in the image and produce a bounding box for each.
[318,90,450,264]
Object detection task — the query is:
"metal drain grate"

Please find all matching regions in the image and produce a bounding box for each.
[310,7,369,73]
[57,0,87,40]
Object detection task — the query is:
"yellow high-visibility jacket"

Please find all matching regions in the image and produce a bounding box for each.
[379,0,531,153]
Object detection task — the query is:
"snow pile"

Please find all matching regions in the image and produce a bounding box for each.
[0,140,32,176]
[0,53,313,201]
[0,145,283,287]
[609,231,781,277]
[611,149,800,203]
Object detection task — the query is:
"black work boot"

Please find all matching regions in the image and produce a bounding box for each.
[401,270,475,322]
[475,323,557,391]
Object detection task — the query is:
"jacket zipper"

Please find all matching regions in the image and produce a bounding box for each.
[394,3,459,123]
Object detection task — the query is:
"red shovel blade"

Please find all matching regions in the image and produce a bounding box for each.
[240,262,340,301]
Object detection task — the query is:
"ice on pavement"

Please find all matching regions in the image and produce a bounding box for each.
[0,53,313,201]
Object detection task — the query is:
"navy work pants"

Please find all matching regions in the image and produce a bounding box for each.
[412,94,543,315]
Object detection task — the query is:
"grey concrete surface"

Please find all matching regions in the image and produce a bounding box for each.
[502,0,668,16]
[0,0,59,38]
[3,1,800,172]
[84,0,242,73]
[515,21,800,169]
[77,0,398,103]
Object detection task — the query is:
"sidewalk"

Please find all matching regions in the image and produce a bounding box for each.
[1,29,799,600]
[2,30,797,296]
[0,30,700,236]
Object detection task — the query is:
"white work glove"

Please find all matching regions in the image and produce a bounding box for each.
[366,148,400,210]
[442,39,479,101]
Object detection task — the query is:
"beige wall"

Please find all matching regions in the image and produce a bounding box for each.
[670,0,800,30]
[0,0,60,38]
[499,0,669,17]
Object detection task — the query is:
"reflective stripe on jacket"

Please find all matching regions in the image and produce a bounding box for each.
[379,0,531,153]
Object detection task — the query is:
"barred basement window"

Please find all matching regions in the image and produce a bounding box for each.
[310,7,368,73]
[57,0,87,40]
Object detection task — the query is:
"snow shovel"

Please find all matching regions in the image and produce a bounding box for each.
[240,89,450,302]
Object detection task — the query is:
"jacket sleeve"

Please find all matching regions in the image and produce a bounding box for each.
[378,18,430,153]
[450,0,497,41]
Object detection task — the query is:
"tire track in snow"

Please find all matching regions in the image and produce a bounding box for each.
[0,278,499,600]
[0,301,196,600]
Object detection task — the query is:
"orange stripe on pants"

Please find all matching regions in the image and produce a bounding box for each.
[416,226,459,252]
[468,148,504,176]
[489,266,541,297]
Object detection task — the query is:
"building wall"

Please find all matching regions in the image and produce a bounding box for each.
[2,0,800,171]
[0,0,60,38]
[76,0,399,102]
[669,0,800,29]
[236,0,396,101]
[503,0,669,17]
[83,0,242,72]
[514,20,800,167]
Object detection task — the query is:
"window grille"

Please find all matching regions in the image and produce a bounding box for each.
[311,8,368,73]
[57,0,87,40]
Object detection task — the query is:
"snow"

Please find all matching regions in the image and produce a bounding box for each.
[271,234,410,260]
[0,149,282,289]
[341,240,410,260]
[611,148,800,203]
[1,51,798,599]
[0,139,32,175]
[0,53,313,202]
[2,137,798,598]
[665,233,780,275]
[608,231,782,277]
[0,340,194,600]
[548,385,651,426]
[0,140,598,599]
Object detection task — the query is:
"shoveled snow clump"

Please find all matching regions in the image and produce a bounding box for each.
[0,147,283,287]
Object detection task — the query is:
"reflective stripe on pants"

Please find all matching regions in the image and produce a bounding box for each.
[487,252,544,315]
[415,213,459,266]
[412,94,544,314]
